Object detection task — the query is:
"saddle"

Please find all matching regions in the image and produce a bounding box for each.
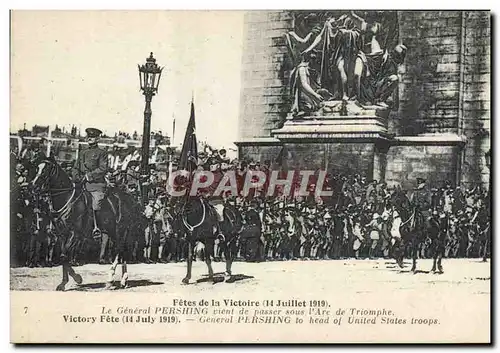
[81,186,122,239]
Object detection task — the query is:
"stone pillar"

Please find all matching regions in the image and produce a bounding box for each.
[373,142,390,183]
[238,11,293,142]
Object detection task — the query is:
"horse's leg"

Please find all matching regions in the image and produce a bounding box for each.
[204,241,215,280]
[437,239,444,273]
[466,234,473,258]
[56,231,78,291]
[182,241,193,284]
[482,236,489,262]
[411,237,418,273]
[56,260,69,291]
[224,239,233,278]
[120,261,129,288]
[393,238,404,268]
[120,228,130,288]
[67,264,83,285]
[431,239,437,273]
[105,254,120,289]
[213,238,220,262]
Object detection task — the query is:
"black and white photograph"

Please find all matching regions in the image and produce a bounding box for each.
[8,8,491,343]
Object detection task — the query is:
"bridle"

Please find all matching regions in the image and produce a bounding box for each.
[181,198,206,233]
[32,159,78,218]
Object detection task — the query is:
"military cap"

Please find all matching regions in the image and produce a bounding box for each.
[416,178,426,185]
[85,127,102,138]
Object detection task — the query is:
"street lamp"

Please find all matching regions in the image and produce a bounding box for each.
[138,52,163,204]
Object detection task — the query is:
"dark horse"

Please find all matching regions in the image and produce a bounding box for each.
[31,158,138,290]
[172,197,242,284]
[390,190,434,273]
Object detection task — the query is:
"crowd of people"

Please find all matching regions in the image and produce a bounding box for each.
[10,137,491,268]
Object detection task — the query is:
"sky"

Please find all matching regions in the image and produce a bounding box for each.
[10,10,245,150]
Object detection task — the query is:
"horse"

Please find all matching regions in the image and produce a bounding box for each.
[390,190,428,273]
[427,213,447,274]
[219,201,243,261]
[30,158,139,290]
[172,196,242,284]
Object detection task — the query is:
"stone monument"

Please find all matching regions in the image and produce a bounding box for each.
[236,10,490,189]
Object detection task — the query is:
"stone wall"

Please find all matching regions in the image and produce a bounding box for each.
[241,142,376,177]
[396,10,490,188]
[239,144,283,165]
[460,11,491,188]
[238,11,293,141]
[397,11,463,135]
[386,145,460,189]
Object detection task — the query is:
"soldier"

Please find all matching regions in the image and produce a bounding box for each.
[108,142,122,171]
[367,213,382,259]
[72,128,109,237]
[241,199,263,262]
[32,138,48,163]
[143,195,156,263]
[218,148,230,164]
[411,178,432,221]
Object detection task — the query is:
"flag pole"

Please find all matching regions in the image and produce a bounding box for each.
[168,113,175,177]
[47,125,52,158]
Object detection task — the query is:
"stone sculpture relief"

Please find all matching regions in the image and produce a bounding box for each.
[285,11,406,118]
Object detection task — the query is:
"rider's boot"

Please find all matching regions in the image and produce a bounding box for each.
[216,222,225,242]
[92,210,102,240]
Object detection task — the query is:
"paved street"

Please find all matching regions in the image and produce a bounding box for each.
[10,258,491,295]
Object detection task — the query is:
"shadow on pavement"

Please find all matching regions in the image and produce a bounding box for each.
[225,274,254,283]
[67,279,164,291]
[195,273,255,285]
[397,269,431,274]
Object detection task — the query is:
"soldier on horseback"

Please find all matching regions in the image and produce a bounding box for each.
[71,128,108,237]
[410,178,432,222]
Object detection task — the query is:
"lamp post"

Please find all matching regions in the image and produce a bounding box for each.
[138,52,163,205]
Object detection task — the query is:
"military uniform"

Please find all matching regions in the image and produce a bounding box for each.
[72,128,108,212]
[411,178,432,219]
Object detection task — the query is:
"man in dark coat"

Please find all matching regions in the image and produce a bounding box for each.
[72,128,109,237]
[241,199,263,261]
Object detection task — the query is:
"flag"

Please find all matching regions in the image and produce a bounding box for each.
[179,100,198,174]
[275,145,290,173]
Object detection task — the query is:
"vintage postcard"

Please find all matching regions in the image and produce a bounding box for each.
[9,9,491,343]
